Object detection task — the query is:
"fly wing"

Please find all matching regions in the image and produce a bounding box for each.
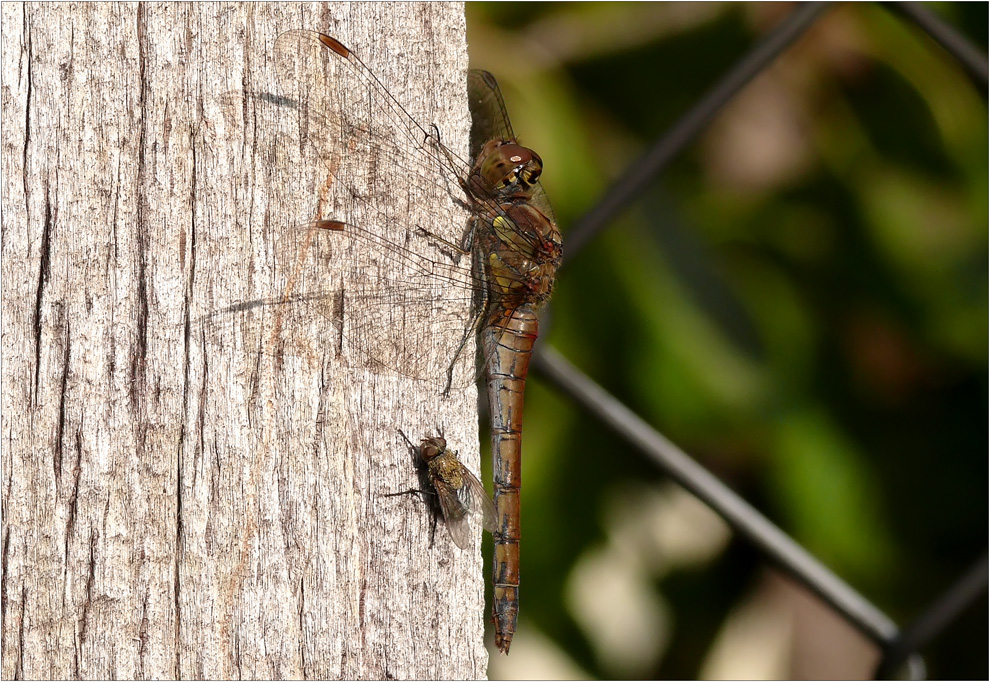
[434,479,473,550]
[456,466,497,534]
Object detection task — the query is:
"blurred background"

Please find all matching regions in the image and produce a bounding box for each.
[464,3,988,679]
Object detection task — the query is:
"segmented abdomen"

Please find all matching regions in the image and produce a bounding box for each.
[482,305,538,654]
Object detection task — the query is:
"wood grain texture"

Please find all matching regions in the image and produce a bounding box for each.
[1,3,487,678]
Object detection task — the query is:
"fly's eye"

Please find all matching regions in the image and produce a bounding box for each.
[420,438,445,461]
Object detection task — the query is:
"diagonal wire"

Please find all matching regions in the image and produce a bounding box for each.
[874,552,989,679]
[521,2,985,678]
[885,2,989,94]
[531,344,926,679]
[562,2,830,265]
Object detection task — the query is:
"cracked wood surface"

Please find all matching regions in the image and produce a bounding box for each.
[1,3,488,678]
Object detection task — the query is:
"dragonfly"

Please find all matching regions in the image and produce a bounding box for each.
[204,30,562,653]
[391,429,496,550]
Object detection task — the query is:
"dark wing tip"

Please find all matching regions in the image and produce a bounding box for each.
[317,33,350,58]
[314,219,346,232]
[477,70,499,91]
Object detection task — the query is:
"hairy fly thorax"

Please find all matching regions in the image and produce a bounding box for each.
[420,437,468,492]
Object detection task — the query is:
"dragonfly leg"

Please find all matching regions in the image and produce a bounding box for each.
[443,278,488,396]
[414,225,470,257]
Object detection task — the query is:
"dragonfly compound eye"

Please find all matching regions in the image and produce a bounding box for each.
[480,143,543,193]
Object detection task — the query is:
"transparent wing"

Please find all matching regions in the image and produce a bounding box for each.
[467,70,516,156]
[456,465,497,534]
[434,480,473,550]
[277,30,476,184]
[191,31,486,388]
[468,69,556,224]
[194,33,542,390]
[194,217,486,388]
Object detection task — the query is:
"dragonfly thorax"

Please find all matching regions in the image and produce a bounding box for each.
[481,202,562,308]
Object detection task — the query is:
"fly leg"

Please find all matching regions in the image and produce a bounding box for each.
[382,488,434,499]
[390,428,441,546]
[383,487,439,548]
[397,428,418,456]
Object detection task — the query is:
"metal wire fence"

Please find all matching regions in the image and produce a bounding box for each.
[523,3,988,679]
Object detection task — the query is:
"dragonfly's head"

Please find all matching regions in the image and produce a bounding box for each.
[475,139,543,198]
[419,437,448,462]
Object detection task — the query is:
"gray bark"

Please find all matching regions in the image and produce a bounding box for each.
[2,3,487,679]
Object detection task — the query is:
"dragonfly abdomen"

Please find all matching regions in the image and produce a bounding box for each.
[482,305,538,653]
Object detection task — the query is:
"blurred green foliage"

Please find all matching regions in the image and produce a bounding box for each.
[467,2,987,679]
